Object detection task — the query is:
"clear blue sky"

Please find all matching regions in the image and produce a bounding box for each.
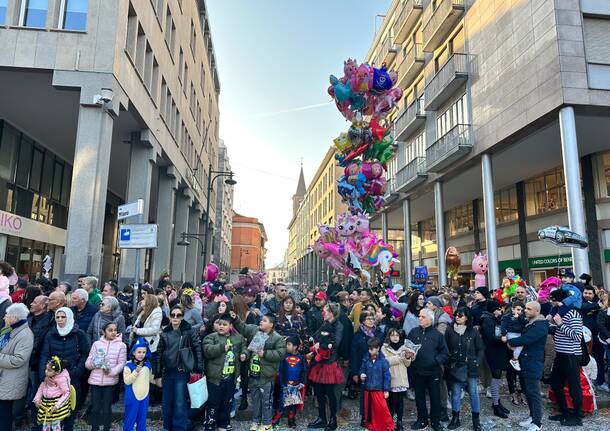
[207,0,392,267]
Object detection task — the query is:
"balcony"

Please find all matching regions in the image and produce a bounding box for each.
[379,35,400,65]
[383,177,399,205]
[396,43,424,88]
[395,156,428,193]
[424,53,468,110]
[422,0,465,52]
[426,124,472,172]
[393,0,423,44]
[395,97,426,141]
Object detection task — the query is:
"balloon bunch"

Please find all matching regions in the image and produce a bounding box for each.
[492,267,527,304]
[313,212,399,281]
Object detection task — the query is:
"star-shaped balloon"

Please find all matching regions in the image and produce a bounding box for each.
[370,119,387,142]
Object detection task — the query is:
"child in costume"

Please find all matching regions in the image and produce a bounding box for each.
[273,336,307,428]
[34,356,72,431]
[123,337,154,431]
[360,338,394,431]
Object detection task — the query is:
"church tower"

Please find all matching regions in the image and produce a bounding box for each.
[292,164,306,217]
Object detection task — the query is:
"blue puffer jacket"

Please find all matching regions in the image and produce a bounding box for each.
[350,326,385,376]
[507,315,549,380]
[359,351,391,392]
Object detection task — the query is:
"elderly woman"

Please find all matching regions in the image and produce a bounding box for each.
[87,296,126,341]
[0,303,34,431]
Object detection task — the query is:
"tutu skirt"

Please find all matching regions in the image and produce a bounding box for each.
[308,362,344,385]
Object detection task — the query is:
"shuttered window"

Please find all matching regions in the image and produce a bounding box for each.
[584,18,610,64]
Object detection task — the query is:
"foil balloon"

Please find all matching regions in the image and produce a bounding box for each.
[329,75,352,103]
[351,63,372,93]
[334,132,353,153]
[445,247,461,280]
[342,58,358,83]
[472,253,488,288]
[369,119,387,142]
[372,64,393,92]
[368,240,400,275]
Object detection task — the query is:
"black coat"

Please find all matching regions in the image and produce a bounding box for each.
[39,324,90,380]
[27,311,54,370]
[581,299,600,334]
[597,309,610,343]
[313,318,343,364]
[480,311,509,371]
[508,316,549,380]
[350,326,384,376]
[337,310,353,360]
[306,306,324,334]
[407,325,448,377]
[445,325,484,379]
[72,302,98,335]
[470,300,487,327]
[155,320,204,375]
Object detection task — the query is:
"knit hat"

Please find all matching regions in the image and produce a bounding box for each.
[476,286,490,299]
[130,337,152,359]
[0,275,9,299]
[486,300,501,313]
[427,296,443,308]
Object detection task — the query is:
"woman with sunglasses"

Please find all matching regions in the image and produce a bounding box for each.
[154,305,203,431]
[39,307,90,431]
[445,307,484,431]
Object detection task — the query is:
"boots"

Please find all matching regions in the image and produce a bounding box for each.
[203,408,216,431]
[440,407,450,422]
[472,412,481,431]
[492,404,508,419]
[308,417,327,429]
[325,417,338,431]
[497,400,510,415]
[271,411,283,426]
[447,411,460,430]
[287,411,297,428]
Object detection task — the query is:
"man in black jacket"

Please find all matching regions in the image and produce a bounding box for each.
[407,308,449,431]
[334,292,354,423]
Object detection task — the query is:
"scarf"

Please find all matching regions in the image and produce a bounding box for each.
[389,340,403,351]
[360,324,377,338]
[0,319,26,351]
[56,307,75,336]
[453,323,467,335]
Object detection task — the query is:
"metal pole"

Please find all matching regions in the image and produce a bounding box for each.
[482,153,500,289]
[381,211,389,242]
[559,106,590,275]
[202,162,213,266]
[434,182,447,288]
[403,198,413,288]
[132,211,144,314]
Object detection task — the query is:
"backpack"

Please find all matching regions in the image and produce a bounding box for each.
[69,384,77,411]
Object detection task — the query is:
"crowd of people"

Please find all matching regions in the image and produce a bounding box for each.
[0,263,607,431]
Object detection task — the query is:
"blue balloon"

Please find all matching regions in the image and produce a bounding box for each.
[330,75,352,103]
[372,66,393,92]
[350,93,366,110]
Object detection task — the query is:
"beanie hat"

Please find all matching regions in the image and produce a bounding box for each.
[427,296,443,308]
[486,300,501,313]
[0,275,9,299]
[476,286,490,299]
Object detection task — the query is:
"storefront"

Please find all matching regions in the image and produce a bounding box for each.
[499,254,573,286]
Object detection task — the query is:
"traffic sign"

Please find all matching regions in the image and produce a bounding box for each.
[117,199,144,221]
[118,224,158,249]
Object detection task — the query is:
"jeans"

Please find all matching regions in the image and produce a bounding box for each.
[0,399,13,431]
[250,378,273,426]
[90,385,115,431]
[550,353,583,415]
[206,379,236,429]
[412,373,441,424]
[520,376,542,427]
[162,370,190,431]
[451,378,480,413]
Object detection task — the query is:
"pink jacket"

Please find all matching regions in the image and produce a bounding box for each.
[33,369,71,409]
[86,336,127,386]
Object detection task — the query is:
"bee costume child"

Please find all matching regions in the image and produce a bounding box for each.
[33,356,74,431]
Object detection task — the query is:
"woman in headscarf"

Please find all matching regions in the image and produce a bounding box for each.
[0,303,34,431]
[39,307,90,431]
[87,296,126,342]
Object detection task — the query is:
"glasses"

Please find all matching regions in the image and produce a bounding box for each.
[170,313,183,318]
[455,313,465,318]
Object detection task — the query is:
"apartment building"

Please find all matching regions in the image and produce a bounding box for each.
[287,147,347,286]
[368,0,610,289]
[231,212,267,274]
[0,0,221,284]
[213,140,233,273]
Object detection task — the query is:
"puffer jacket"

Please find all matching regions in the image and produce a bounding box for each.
[72,302,98,334]
[85,336,127,386]
[234,317,286,385]
[433,309,453,334]
[155,320,204,375]
[381,343,411,389]
[359,351,391,392]
[39,324,90,380]
[507,315,549,380]
[132,307,162,353]
[202,332,246,385]
[0,322,34,400]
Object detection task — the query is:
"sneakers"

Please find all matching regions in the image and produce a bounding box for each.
[486,388,492,398]
[510,358,521,371]
[561,415,583,427]
[407,389,416,401]
[260,426,274,431]
[597,383,610,392]
[525,424,541,431]
[249,424,259,431]
[548,414,564,422]
[519,417,533,427]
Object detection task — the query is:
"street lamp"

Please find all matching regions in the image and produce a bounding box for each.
[202,162,236,269]
[176,231,205,254]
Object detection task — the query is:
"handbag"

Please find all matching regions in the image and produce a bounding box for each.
[580,336,590,366]
[178,335,195,373]
[187,375,208,408]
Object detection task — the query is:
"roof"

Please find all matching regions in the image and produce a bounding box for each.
[295,165,306,197]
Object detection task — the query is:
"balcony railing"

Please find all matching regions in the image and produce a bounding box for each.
[380,35,399,65]
[424,53,468,110]
[395,156,427,193]
[422,0,465,52]
[396,42,424,88]
[393,0,424,44]
[395,97,426,141]
[384,177,398,202]
[426,123,472,172]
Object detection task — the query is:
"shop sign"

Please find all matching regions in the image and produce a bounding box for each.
[529,254,572,269]
[0,209,66,246]
[604,249,610,263]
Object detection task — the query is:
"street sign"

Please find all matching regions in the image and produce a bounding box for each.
[119,224,158,249]
[117,199,144,221]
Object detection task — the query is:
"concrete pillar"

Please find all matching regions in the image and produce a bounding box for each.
[118,133,156,288]
[62,103,114,282]
[171,189,193,282]
[559,107,590,275]
[185,204,202,283]
[151,167,179,280]
[381,211,389,242]
[434,182,447,288]
[196,217,206,282]
[516,182,530,277]
[482,153,500,289]
[403,199,413,288]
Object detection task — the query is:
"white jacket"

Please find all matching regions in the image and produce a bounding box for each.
[132,307,162,352]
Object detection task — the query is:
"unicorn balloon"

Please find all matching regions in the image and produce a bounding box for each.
[368,240,400,275]
[472,253,488,288]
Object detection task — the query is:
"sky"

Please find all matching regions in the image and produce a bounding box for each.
[206,0,392,267]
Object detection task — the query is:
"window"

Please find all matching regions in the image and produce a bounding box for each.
[52,161,63,201]
[178,48,184,83]
[190,20,196,55]
[450,27,465,54]
[0,123,19,182]
[200,63,205,91]
[583,18,610,64]
[41,151,53,197]
[184,63,189,95]
[436,93,467,138]
[164,7,175,58]
[160,78,168,120]
[60,0,88,31]
[494,187,518,224]
[29,148,43,192]
[125,4,137,59]
[144,42,153,91]
[155,0,164,23]
[21,0,48,27]
[603,153,610,196]
[151,58,159,103]
[405,132,425,165]
[525,167,567,216]
[135,24,146,76]
[0,0,7,25]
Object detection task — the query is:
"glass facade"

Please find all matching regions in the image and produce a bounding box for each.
[22,0,48,27]
[61,0,88,31]
[447,202,474,237]
[0,121,71,229]
[0,0,7,25]
[524,167,567,216]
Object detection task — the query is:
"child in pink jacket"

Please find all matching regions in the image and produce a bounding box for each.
[34,357,72,431]
[85,322,127,431]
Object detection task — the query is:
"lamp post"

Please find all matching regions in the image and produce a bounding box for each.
[202,162,236,269]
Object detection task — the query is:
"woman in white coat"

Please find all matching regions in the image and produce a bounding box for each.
[131,294,162,352]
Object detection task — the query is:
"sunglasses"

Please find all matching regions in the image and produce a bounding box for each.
[455,313,465,318]
[170,313,183,318]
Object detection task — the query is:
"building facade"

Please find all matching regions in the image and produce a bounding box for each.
[231,212,267,274]
[213,140,233,273]
[267,264,288,284]
[368,0,610,289]
[287,147,347,286]
[0,0,221,285]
